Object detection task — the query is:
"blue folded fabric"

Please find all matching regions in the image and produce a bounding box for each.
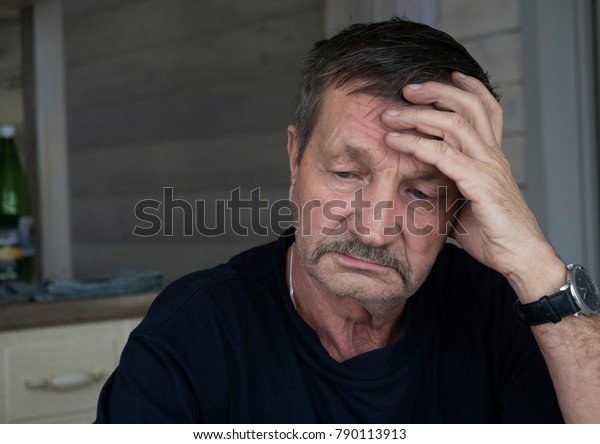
[0,270,163,303]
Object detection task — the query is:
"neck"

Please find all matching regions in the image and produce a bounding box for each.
[286,244,407,363]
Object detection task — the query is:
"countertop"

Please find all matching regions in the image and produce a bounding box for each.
[0,292,157,332]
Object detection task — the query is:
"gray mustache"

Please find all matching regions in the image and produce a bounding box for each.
[310,235,408,283]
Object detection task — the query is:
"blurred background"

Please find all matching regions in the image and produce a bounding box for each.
[0,0,598,424]
[2,0,599,283]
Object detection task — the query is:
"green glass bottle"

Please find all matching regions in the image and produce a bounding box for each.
[0,124,35,282]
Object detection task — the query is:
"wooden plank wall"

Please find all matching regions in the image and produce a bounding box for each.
[438,0,525,184]
[0,17,23,130]
[62,0,524,283]
[62,0,323,282]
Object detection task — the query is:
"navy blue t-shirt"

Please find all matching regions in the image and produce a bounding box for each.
[95,233,563,423]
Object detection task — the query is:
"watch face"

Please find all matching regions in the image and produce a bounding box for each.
[572,266,600,314]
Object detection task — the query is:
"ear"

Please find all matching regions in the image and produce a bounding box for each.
[287,125,300,197]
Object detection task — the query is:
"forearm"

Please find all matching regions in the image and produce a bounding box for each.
[508,249,600,423]
[532,316,600,423]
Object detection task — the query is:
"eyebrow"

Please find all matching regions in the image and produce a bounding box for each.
[330,143,450,188]
[339,145,373,162]
[342,144,446,181]
[412,170,446,183]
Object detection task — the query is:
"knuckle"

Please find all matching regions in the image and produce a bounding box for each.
[490,99,503,115]
[450,112,468,129]
[409,108,424,120]
[491,105,504,123]
[488,98,504,120]
[437,141,456,158]
[469,95,485,112]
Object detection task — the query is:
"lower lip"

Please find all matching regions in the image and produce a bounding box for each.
[335,253,389,271]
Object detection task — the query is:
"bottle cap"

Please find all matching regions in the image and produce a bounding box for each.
[0,124,16,139]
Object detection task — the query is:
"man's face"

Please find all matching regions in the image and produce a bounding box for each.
[287,83,462,312]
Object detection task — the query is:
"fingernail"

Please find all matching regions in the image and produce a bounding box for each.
[388,132,402,138]
[455,72,467,79]
[406,84,422,90]
[386,109,401,116]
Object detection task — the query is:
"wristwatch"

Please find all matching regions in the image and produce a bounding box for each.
[513,264,600,326]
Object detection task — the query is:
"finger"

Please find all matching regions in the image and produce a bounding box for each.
[402,81,499,147]
[384,131,517,207]
[382,108,495,162]
[401,80,501,148]
[384,131,477,193]
[451,72,503,145]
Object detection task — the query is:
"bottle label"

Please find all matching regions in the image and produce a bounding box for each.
[0,245,23,260]
[18,216,35,256]
[0,223,20,262]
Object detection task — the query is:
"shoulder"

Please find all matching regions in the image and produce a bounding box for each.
[133,237,285,337]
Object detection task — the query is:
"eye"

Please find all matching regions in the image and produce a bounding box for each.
[410,189,431,200]
[334,172,355,179]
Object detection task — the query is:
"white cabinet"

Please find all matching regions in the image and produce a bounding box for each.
[0,318,141,424]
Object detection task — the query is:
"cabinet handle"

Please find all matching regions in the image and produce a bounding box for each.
[24,371,105,391]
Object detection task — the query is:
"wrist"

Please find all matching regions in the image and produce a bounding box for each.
[505,248,567,304]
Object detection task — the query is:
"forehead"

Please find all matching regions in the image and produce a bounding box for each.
[304,83,459,189]
[316,83,392,146]
[310,83,442,178]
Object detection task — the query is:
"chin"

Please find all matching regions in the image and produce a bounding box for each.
[312,268,410,303]
[328,280,409,316]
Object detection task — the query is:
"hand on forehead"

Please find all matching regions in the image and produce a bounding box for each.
[317,83,447,182]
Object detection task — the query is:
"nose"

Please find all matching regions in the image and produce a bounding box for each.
[349,185,402,247]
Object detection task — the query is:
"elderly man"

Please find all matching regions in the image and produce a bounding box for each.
[96,18,599,423]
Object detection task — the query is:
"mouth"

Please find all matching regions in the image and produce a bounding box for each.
[334,252,392,272]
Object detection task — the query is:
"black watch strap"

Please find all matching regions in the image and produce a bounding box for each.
[513,290,579,326]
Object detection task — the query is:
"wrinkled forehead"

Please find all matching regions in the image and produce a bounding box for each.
[307,83,456,187]
[314,84,430,165]
[318,83,395,136]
